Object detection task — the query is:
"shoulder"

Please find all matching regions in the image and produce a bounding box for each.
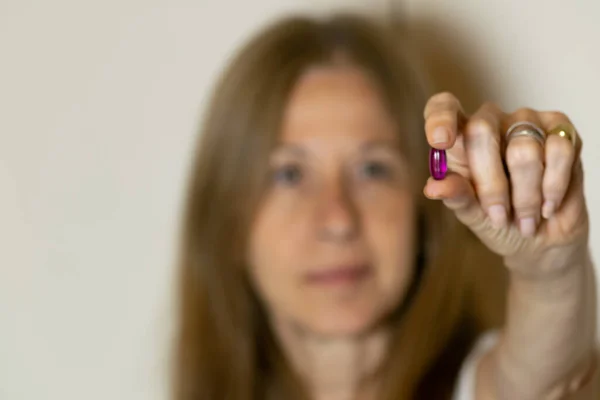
[452,330,499,400]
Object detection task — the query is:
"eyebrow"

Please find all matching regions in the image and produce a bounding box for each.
[272,144,307,158]
[271,139,402,159]
[359,139,401,153]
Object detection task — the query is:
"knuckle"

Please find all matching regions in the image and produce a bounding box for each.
[425,110,455,128]
[512,194,542,211]
[475,179,508,199]
[506,141,542,168]
[544,181,568,199]
[467,117,497,137]
[550,157,571,173]
[425,92,460,117]
[431,91,458,104]
[513,107,538,116]
[545,111,570,123]
[547,139,574,160]
[513,205,541,219]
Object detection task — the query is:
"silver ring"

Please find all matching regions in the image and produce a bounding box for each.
[505,121,546,146]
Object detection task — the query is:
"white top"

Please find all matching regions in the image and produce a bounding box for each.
[452,331,499,400]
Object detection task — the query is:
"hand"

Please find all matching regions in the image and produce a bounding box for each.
[422,92,589,277]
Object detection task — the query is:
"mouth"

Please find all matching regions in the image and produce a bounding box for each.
[304,264,372,286]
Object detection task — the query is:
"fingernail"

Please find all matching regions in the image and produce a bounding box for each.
[425,190,443,200]
[520,218,536,237]
[423,186,436,198]
[488,205,507,228]
[542,200,556,219]
[432,127,449,144]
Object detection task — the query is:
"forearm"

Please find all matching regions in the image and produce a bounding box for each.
[483,252,597,399]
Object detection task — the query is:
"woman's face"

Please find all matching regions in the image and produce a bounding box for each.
[248,65,417,337]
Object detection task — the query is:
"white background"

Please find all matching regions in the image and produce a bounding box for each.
[1,1,598,399]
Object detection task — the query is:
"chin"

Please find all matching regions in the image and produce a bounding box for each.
[303,303,390,338]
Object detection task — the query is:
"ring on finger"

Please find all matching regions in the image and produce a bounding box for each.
[547,124,578,147]
[505,121,546,146]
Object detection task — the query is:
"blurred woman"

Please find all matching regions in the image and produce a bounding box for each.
[173,13,599,399]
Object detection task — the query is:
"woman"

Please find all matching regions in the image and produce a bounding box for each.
[172,13,599,399]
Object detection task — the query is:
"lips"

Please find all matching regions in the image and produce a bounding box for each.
[305,264,371,285]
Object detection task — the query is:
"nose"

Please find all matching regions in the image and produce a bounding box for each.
[316,180,359,243]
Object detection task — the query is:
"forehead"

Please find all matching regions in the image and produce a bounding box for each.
[281,65,397,145]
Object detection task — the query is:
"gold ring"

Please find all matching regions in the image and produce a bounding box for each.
[547,124,577,147]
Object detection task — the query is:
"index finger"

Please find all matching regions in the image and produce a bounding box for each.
[424,92,466,149]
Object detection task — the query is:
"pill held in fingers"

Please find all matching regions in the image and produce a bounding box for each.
[429,148,447,180]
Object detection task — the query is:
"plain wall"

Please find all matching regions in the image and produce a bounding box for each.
[1,1,598,399]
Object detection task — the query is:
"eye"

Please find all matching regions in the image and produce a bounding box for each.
[273,164,303,186]
[359,160,391,180]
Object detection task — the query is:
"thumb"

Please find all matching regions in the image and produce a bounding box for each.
[424,173,488,233]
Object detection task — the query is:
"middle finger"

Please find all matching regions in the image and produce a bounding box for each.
[504,108,545,237]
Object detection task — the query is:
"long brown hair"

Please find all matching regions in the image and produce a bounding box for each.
[173,12,500,400]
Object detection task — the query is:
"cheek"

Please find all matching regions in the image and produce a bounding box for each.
[246,195,313,303]
[359,190,417,296]
[359,185,416,249]
[249,194,313,261]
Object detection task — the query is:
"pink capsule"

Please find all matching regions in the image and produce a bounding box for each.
[429,148,447,180]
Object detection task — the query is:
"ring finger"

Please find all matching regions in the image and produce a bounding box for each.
[539,112,579,219]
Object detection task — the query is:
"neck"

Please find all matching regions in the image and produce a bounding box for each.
[274,320,391,400]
